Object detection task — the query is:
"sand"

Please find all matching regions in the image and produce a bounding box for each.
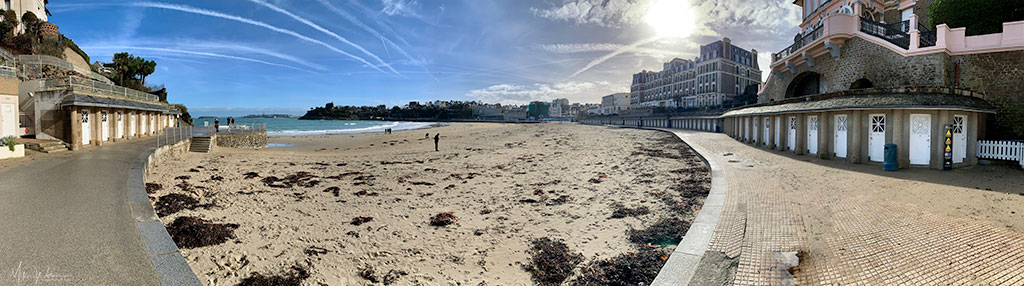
[146,123,709,285]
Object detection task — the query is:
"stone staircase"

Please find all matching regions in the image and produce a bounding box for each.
[189,136,212,153]
[25,140,68,153]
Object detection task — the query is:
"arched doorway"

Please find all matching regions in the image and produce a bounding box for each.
[786,72,821,98]
[850,78,874,89]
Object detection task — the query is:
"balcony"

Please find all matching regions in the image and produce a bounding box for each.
[773,25,824,63]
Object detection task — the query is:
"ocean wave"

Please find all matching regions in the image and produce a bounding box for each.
[267,121,434,137]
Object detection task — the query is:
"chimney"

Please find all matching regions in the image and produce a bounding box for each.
[751,49,759,69]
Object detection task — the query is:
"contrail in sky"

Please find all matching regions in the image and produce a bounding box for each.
[82,45,312,72]
[133,2,389,74]
[246,0,401,76]
[565,36,662,80]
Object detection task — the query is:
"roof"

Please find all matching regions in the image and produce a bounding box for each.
[61,93,181,115]
[722,92,996,117]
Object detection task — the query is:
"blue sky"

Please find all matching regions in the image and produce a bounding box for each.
[50,0,801,117]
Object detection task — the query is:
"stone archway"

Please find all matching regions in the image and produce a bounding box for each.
[786,72,821,98]
[850,78,874,89]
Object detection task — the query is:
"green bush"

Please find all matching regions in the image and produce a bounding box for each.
[1,136,16,152]
[929,0,1024,35]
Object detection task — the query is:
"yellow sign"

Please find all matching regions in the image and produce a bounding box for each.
[946,146,951,152]
[946,130,952,136]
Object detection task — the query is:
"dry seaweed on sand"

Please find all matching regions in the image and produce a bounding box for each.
[430,212,457,226]
[351,216,373,226]
[145,183,162,194]
[154,194,213,216]
[359,266,408,285]
[243,172,259,179]
[174,175,190,180]
[165,216,239,248]
[237,265,310,286]
[524,237,583,286]
[570,246,667,286]
[609,203,650,219]
[261,172,320,188]
[323,186,340,197]
[627,217,691,245]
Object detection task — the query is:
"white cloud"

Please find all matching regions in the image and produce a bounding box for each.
[466,81,619,105]
[381,0,421,17]
[537,42,693,57]
[530,0,651,27]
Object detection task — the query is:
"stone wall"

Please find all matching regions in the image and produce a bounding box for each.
[762,38,949,103]
[215,132,268,149]
[63,47,90,72]
[146,139,190,173]
[955,50,1024,139]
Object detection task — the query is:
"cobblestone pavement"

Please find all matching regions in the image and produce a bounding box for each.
[672,130,1024,285]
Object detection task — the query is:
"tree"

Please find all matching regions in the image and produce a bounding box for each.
[21,12,39,38]
[929,0,1024,36]
[733,84,759,106]
[103,52,157,90]
[0,10,19,38]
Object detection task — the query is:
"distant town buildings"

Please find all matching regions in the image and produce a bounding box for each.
[601,93,630,115]
[630,38,762,109]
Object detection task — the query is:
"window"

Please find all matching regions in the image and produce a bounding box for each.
[3,0,9,10]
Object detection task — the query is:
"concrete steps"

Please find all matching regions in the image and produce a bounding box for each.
[26,141,69,153]
[189,137,211,153]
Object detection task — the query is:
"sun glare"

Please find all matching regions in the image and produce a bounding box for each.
[645,0,697,39]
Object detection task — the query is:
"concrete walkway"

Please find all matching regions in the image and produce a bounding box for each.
[666,130,1024,285]
[0,140,160,285]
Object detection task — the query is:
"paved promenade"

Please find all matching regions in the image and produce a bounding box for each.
[0,140,159,285]
[671,130,1024,285]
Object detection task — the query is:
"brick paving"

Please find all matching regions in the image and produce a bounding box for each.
[673,130,1024,285]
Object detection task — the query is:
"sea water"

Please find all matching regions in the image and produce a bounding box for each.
[193,118,435,137]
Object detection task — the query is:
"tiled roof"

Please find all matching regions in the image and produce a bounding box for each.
[722,93,996,117]
[61,93,181,114]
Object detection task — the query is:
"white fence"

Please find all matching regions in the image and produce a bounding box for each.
[978,140,1024,165]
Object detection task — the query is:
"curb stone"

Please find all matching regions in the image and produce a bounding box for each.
[128,144,203,286]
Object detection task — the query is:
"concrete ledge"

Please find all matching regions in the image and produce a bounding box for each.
[128,140,202,286]
[641,128,728,286]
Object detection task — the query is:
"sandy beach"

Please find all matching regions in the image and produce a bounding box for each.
[146,123,710,285]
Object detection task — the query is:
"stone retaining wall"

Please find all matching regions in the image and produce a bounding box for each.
[215,132,268,149]
[146,139,190,173]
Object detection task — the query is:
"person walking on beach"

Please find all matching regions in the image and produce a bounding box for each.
[434,133,439,151]
[214,118,220,133]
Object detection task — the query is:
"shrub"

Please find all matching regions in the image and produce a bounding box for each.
[1,136,16,152]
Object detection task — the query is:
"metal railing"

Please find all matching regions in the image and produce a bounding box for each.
[0,66,16,78]
[918,24,937,47]
[860,17,910,49]
[42,76,160,103]
[16,54,113,84]
[774,25,824,62]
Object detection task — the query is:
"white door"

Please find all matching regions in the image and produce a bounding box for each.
[130,114,137,136]
[807,115,819,154]
[788,116,797,151]
[101,111,110,142]
[743,118,749,140]
[1,103,14,137]
[117,112,124,138]
[835,114,848,158]
[910,114,931,165]
[775,117,781,148]
[952,115,967,163]
[141,114,147,134]
[81,110,91,145]
[869,114,886,162]
[150,115,155,133]
[752,118,759,143]
[763,118,770,146]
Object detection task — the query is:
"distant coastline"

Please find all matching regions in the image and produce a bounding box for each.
[241,114,296,119]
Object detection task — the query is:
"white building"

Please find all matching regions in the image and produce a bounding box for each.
[601,93,630,115]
